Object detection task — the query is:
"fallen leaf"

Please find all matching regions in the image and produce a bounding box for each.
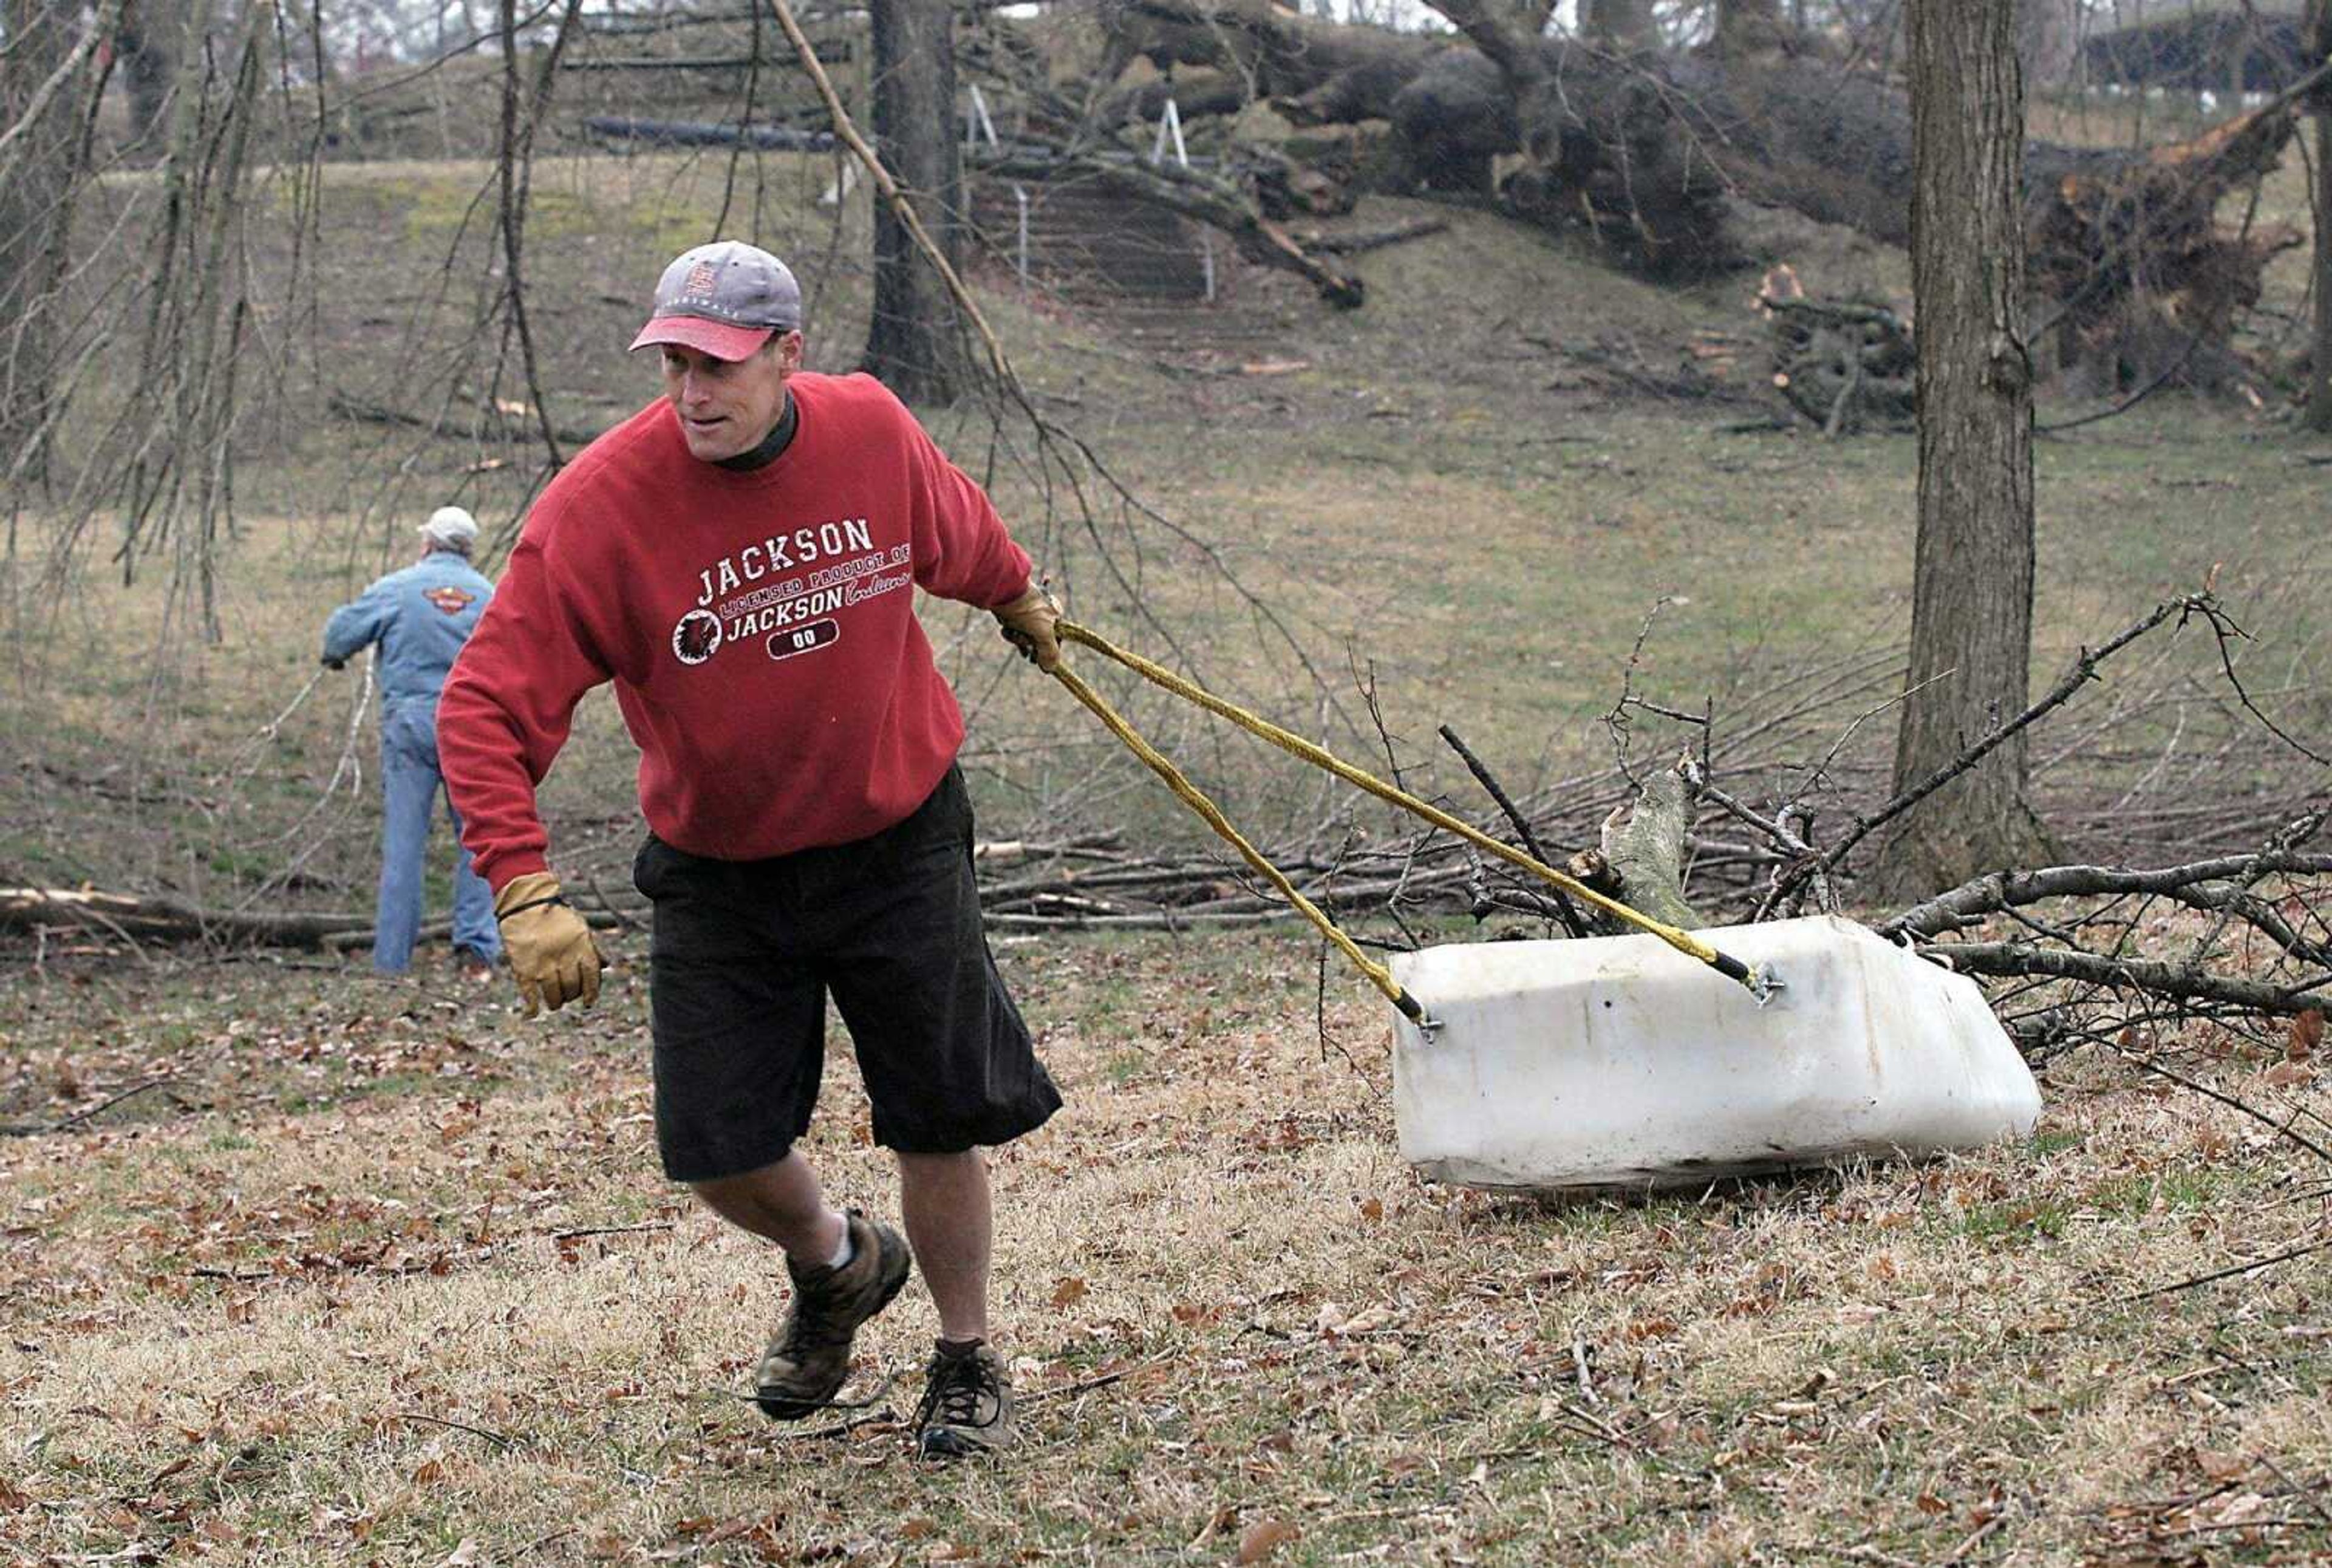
[1792,1369,1835,1400]
[2290,1009,2322,1060]
[2197,1448,2250,1482]
[1050,1277,1089,1309]
[1236,1519,1300,1563]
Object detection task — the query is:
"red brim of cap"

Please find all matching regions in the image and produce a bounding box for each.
[627,315,775,360]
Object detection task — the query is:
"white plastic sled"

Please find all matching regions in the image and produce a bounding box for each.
[1389,914,2042,1192]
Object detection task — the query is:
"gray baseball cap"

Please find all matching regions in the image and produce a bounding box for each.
[628,241,802,360]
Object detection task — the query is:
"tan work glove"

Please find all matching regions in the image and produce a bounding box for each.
[994,583,1062,673]
[494,871,604,1017]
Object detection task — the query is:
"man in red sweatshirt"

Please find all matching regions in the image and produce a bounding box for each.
[438,240,1062,1461]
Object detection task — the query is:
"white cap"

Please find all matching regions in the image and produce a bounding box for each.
[420,506,479,551]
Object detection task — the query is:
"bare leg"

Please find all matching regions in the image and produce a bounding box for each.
[898,1149,992,1343]
[691,1150,847,1267]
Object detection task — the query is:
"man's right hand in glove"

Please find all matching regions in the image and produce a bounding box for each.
[494,871,604,1017]
[994,584,1062,672]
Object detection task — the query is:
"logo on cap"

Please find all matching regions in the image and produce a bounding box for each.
[681,260,720,302]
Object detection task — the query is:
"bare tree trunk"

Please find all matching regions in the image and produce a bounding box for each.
[1584,0,1658,52]
[1875,0,2051,899]
[1716,0,1787,55]
[2305,0,2332,433]
[862,0,968,404]
[117,0,180,152]
[0,0,84,485]
[2016,0,2078,89]
[494,0,588,471]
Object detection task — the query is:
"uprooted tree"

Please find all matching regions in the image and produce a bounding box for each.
[1011,0,2312,394]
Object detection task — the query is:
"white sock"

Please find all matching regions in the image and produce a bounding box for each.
[825,1218,854,1270]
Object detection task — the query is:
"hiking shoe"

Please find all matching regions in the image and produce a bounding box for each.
[753,1211,910,1421]
[913,1340,1015,1459]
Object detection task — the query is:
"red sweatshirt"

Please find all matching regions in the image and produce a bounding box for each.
[439,372,1033,891]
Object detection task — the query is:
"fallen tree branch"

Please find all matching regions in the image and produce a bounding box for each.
[1883,851,2332,955]
[326,389,609,451]
[1436,723,1586,936]
[1,1077,177,1137]
[2126,1233,2332,1300]
[1925,941,2331,1017]
[581,112,835,149]
[2100,1040,2332,1166]
[1300,217,1449,254]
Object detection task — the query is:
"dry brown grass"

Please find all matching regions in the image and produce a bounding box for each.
[2,930,2327,1566]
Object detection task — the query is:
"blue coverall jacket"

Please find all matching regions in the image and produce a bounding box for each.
[322,548,501,972]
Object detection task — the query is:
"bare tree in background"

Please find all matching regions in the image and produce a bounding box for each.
[1875,0,2050,899]
[2016,0,2078,89]
[1585,0,1659,52]
[2306,0,2332,434]
[1,0,104,486]
[1716,0,1789,55]
[861,0,969,403]
[116,0,182,152]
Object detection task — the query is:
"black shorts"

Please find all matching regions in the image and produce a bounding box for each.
[630,766,1061,1182]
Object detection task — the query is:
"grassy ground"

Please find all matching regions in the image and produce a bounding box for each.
[4,103,2331,1566]
[1,933,2328,1564]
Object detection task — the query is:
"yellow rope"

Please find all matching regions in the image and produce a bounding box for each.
[1048,662,1425,1021]
[1051,620,1769,1000]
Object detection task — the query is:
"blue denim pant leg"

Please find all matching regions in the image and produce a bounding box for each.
[446,793,502,963]
[373,702,440,973]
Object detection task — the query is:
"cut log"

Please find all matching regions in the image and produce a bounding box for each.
[1561,759,1708,935]
[1295,216,1449,254]
[0,888,371,948]
[1756,268,1917,432]
[1598,760,1707,932]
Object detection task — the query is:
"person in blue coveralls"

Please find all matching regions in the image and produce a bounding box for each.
[321,506,504,977]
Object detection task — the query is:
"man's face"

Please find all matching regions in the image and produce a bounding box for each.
[659,331,802,462]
